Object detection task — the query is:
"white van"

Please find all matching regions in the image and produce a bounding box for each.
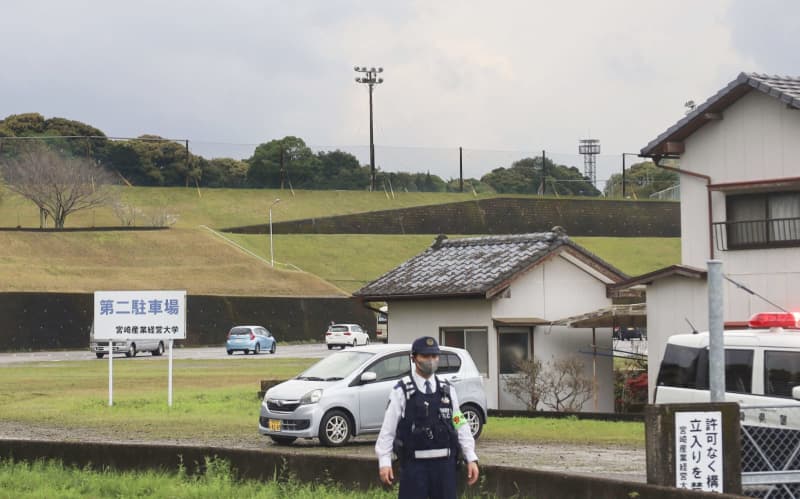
[655,312,800,414]
[89,325,166,359]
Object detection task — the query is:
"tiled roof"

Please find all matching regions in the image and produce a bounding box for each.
[642,72,800,156]
[354,231,626,300]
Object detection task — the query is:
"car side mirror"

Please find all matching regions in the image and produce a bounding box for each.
[360,371,377,383]
[792,386,800,400]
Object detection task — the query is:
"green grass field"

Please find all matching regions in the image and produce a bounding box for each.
[0,458,397,499]
[0,187,680,293]
[0,358,644,447]
[0,187,488,229]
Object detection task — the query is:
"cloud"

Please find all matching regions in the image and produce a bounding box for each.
[0,0,771,184]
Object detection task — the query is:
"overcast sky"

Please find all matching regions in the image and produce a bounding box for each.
[1,1,798,186]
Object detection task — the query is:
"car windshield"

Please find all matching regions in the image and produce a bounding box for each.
[329,325,349,332]
[298,351,373,380]
[229,327,251,336]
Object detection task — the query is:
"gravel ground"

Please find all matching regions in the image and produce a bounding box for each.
[0,421,646,483]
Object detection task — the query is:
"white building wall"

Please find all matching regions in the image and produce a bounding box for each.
[387,299,498,407]
[645,277,709,401]
[677,90,800,321]
[492,254,612,320]
[532,325,614,412]
[386,253,616,411]
[493,253,615,411]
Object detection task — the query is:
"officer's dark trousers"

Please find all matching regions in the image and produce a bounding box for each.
[398,456,457,499]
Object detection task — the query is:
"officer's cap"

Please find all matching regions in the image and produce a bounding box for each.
[411,336,440,355]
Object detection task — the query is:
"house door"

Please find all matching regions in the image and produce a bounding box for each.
[497,327,532,410]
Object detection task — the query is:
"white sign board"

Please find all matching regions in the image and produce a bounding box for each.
[93,290,187,340]
[675,411,723,492]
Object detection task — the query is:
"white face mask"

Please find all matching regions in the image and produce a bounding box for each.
[417,358,439,376]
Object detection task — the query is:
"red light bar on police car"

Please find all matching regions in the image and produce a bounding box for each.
[748,312,800,329]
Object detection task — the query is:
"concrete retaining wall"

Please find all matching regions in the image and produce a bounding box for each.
[0,292,374,351]
[224,197,680,238]
[0,439,744,498]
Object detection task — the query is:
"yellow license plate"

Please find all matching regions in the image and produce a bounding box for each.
[268,419,281,432]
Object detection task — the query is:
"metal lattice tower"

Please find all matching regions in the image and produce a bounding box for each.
[578,139,600,186]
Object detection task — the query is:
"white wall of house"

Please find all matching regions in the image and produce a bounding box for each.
[645,276,709,401]
[387,252,615,411]
[492,253,614,320]
[386,299,498,406]
[532,325,614,412]
[492,253,614,411]
[677,90,800,321]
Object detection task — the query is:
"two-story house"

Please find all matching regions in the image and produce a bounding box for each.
[619,72,800,399]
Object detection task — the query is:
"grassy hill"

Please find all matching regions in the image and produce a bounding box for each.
[0,188,680,294]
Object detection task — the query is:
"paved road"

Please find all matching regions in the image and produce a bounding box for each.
[0,343,333,365]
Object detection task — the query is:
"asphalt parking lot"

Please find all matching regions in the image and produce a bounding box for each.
[0,343,332,365]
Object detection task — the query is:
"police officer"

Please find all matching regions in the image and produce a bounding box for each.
[375,336,479,499]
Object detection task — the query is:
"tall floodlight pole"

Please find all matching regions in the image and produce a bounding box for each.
[269,198,281,267]
[354,66,384,191]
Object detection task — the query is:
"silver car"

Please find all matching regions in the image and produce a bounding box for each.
[258,344,487,446]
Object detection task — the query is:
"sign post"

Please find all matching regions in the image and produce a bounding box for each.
[93,290,187,407]
[108,340,113,406]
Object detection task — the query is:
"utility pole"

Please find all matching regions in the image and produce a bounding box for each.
[354,66,384,191]
[459,147,463,192]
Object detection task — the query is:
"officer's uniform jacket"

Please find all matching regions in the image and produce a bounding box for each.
[375,369,478,468]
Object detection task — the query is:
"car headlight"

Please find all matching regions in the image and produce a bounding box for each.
[300,389,322,405]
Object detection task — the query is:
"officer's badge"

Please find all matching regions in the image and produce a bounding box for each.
[426,338,434,346]
[452,410,466,430]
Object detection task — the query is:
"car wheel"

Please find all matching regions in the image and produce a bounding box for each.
[254,343,261,355]
[125,344,136,358]
[152,342,164,356]
[319,409,352,447]
[227,350,233,355]
[461,404,483,439]
[95,352,104,359]
[327,345,333,350]
[270,342,276,354]
[270,435,297,446]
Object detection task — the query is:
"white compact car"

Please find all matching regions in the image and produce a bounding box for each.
[258,344,487,446]
[325,323,369,349]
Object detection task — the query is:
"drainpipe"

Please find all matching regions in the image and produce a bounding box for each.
[652,155,714,260]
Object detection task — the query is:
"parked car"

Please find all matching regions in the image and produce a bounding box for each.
[654,311,800,427]
[89,325,165,359]
[613,327,644,340]
[325,323,370,350]
[258,344,487,446]
[375,305,388,343]
[226,325,276,355]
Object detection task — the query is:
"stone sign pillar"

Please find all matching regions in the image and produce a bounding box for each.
[646,402,741,495]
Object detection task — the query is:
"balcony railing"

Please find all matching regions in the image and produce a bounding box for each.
[713,217,800,251]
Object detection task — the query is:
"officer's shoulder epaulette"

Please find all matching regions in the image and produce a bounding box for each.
[397,375,416,400]
[436,375,451,394]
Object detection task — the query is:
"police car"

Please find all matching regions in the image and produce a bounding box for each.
[655,312,800,426]
[258,343,487,446]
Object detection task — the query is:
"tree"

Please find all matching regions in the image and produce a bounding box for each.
[201,157,249,187]
[315,150,368,189]
[481,157,600,196]
[604,161,678,199]
[504,358,546,410]
[0,146,115,228]
[504,356,594,412]
[247,136,319,188]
